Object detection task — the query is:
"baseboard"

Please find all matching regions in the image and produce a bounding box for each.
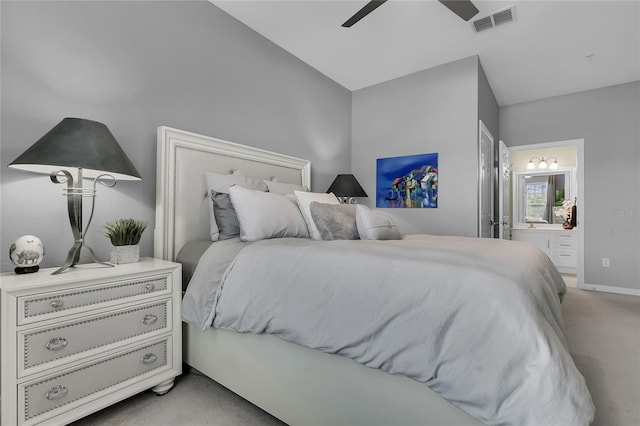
[579,283,640,296]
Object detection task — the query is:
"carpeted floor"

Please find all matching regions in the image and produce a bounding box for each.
[73,284,639,426]
[561,286,640,426]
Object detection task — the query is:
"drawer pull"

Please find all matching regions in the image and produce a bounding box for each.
[142,314,158,325]
[560,244,571,247]
[145,283,155,292]
[51,300,64,309]
[141,353,157,365]
[46,337,68,351]
[560,254,571,257]
[45,385,68,400]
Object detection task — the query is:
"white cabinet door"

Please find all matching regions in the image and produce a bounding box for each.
[511,229,550,256]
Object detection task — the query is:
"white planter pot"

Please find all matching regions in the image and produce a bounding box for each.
[110,245,139,264]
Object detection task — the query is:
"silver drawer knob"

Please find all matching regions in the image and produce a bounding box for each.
[144,283,155,291]
[45,385,68,400]
[142,314,158,325]
[141,353,157,365]
[46,337,68,351]
[51,300,64,309]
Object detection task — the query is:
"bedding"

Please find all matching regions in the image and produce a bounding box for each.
[211,191,241,240]
[182,238,249,326]
[205,171,268,241]
[263,179,308,195]
[356,204,401,240]
[183,234,594,425]
[175,240,213,289]
[229,185,309,241]
[309,202,359,240]
[293,190,340,240]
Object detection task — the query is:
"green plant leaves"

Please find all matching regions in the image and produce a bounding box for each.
[104,218,147,246]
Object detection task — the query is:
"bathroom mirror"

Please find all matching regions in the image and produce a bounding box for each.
[513,168,575,227]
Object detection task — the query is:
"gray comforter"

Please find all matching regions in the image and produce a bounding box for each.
[183,235,594,425]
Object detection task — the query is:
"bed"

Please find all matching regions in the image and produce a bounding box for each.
[154,126,594,426]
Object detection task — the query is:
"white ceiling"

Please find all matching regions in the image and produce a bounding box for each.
[211,0,640,106]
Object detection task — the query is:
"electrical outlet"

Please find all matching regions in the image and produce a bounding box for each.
[602,258,610,268]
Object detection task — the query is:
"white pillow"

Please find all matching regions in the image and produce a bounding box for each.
[205,171,267,241]
[294,190,340,240]
[263,180,308,195]
[229,185,309,241]
[356,205,401,240]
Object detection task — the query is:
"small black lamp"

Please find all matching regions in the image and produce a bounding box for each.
[8,118,142,274]
[326,174,368,204]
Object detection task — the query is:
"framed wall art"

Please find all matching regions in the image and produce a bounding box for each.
[376,152,438,208]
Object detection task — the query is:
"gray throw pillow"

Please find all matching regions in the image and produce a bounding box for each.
[309,202,359,240]
[211,190,240,240]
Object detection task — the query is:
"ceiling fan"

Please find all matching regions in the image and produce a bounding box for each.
[342,0,479,28]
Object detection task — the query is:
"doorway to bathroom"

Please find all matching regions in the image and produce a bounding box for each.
[505,139,584,288]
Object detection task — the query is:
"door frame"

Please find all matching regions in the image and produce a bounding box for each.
[507,139,585,288]
[498,140,510,239]
[477,120,495,238]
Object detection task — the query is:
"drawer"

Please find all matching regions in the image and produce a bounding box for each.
[553,231,576,242]
[19,300,171,377]
[552,249,577,268]
[553,238,577,250]
[19,274,170,325]
[20,339,168,423]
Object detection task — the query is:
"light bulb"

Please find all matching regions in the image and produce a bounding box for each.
[549,160,558,170]
[527,160,536,170]
[538,159,548,169]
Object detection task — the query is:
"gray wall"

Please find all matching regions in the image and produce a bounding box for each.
[352,56,480,237]
[0,0,351,272]
[478,60,499,143]
[500,81,640,290]
[477,60,500,237]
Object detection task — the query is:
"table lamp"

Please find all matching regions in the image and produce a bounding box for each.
[8,117,142,274]
[326,174,368,204]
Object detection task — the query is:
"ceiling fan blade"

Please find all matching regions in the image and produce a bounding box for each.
[438,0,479,21]
[342,0,388,28]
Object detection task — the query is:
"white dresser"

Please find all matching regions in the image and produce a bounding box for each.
[0,258,182,425]
[511,228,578,274]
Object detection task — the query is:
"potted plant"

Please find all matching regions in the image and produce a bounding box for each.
[104,218,147,264]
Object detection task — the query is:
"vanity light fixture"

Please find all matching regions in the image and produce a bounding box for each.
[527,156,558,170]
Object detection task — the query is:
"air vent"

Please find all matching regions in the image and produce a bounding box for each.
[471,5,516,33]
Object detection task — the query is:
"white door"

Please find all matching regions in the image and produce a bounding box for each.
[498,140,511,239]
[478,121,494,238]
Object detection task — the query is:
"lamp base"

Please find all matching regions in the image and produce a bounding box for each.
[52,241,113,275]
[338,197,358,204]
[15,265,39,274]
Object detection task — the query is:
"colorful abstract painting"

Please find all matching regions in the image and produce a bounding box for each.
[376,153,438,208]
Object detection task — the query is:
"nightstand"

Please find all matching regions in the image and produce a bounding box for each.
[0,258,182,425]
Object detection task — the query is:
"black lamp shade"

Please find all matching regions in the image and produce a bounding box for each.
[9,118,141,181]
[326,174,368,198]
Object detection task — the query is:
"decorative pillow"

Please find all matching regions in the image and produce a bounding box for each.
[293,190,340,240]
[310,202,359,240]
[356,205,401,240]
[264,180,308,195]
[231,171,270,192]
[229,185,310,242]
[211,190,240,240]
[205,171,268,240]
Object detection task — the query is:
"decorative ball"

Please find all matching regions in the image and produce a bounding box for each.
[9,235,45,273]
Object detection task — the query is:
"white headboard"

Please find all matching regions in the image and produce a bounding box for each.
[154,126,311,261]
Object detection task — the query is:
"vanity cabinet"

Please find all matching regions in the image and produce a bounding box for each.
[511,229,577,274]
